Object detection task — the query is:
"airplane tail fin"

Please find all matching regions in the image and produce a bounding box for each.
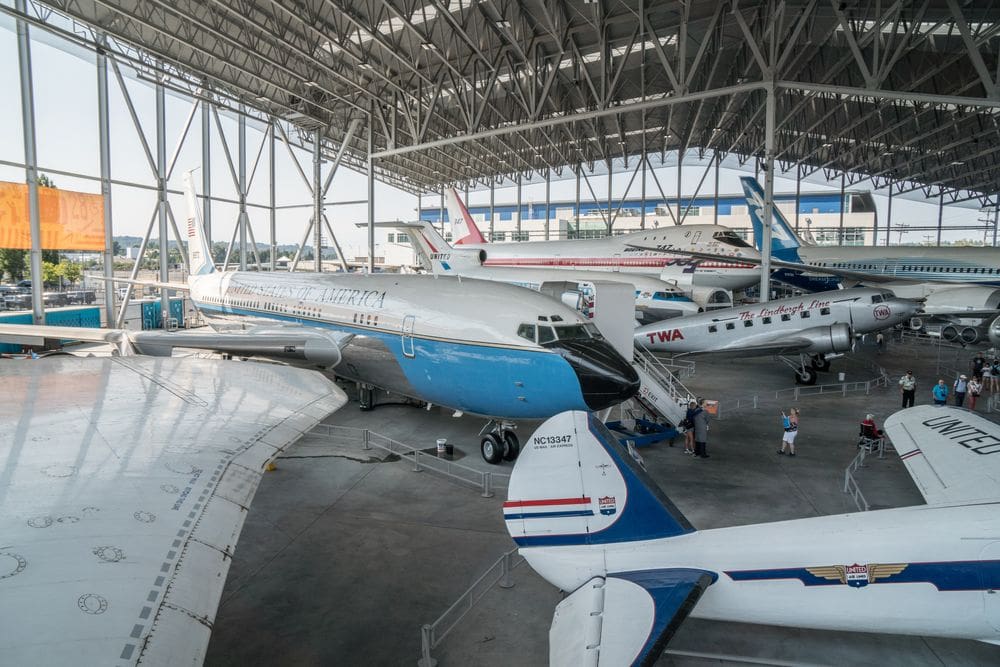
[504,411,695,549]
[739,176,806,260]
[183,170,216,276]
[444,187,487,245]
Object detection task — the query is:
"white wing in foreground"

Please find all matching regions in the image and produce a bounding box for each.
[884,405,1000,505]
[0,356,346,665]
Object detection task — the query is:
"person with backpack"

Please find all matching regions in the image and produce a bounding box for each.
[968,376,983,410]
[682,400,697,455]
[777,408,800,457]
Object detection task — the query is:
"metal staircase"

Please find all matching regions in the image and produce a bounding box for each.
[630,344,696,427]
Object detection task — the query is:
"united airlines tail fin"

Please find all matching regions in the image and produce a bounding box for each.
[740,176,806,261]
[183,171,216,276]
[504,410,694,549]
[444,188,487,245]
[387,221,484,275]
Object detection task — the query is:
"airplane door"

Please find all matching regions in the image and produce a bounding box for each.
[611,253,621,272]
[981,541,1000,631]
[401,315,416,358]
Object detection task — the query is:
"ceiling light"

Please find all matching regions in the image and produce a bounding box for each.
[420,41,435,50]
[950,160,966,166]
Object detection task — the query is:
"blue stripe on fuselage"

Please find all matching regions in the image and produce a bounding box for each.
[196,302,589,418]
[726,559,1000,591]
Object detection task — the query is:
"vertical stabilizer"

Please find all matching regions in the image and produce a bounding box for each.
[740,176,806,260]
[504,411,694,548]
[444,188,487,245]
[183,171,216,275]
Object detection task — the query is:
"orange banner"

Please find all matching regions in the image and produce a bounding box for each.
[0,181,105,251]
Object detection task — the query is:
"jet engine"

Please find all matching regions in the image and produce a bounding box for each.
[798,323,853,354]
[942,324,985,345]
[131,328,345,368]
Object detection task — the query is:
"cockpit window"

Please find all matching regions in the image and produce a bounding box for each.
[538,326,556,344]
[553,324,590,340]
[713,230,753,248]
[538,315,549,321]
[550,315,564,322]
[517,323,537,343]
[583,323,602,338]
[871,294,883,303]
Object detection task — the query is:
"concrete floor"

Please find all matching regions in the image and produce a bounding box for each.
[206,335,1000,666]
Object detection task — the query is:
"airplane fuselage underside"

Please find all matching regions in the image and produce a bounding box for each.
[197,304,590,419]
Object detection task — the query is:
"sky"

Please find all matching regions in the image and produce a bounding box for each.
[0,8,993,257]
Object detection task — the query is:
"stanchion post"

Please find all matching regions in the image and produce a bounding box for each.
[481,472,494,498]
[417,624,437,667]
[499,550,514,589]
[363,429,371,451]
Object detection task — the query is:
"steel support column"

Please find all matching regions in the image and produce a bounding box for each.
[96,39,114,326]
[156,82,169,325]
[439,190,444,235]
[516,174,522,236]
[15,0,43,324]
[238,108,247,271]
[886,181,894,247]
[676,150,683,225]
[993,195,999,247]
[760,84,776,303]
[607,162,613,234]
[313,128,323,272]
[269,122,276,271]
[794,168,801,233]
[545,170,551,240]
[838,173,846,246]
[488,182,494,239]
[201,96,212,249]
[937,193,944,247]
[640,157,647,230]
[575,164,581,230]
[367,113,375,273]
[714,152,720,226]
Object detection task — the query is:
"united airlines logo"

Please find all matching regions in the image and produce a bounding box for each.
[598,496,617,516]
[805,563,908,588]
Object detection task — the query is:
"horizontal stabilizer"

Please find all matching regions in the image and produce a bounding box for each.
[884,405,1000,505]
[550,568,714,667]
[0,323,129,353]
[84,273,190,292]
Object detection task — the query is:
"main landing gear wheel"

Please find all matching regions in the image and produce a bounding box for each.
[795,367,818,385]
[501,431,520,461]
[481,434,504,464]
[810,355,831,372]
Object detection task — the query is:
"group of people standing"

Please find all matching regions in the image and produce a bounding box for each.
[910,352,1000,410]
[682,399,711,458]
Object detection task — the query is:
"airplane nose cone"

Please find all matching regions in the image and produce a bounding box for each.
[545,339,640,411]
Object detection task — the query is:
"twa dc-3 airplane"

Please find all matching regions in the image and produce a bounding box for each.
[633,287,918,384]
[504,406,1000,665]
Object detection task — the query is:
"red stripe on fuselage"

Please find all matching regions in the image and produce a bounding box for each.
[483,258,755,270]
[503,496,592,508]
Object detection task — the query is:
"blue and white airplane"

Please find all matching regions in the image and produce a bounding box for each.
[739,176,1000,340]
[0,174,641,463]
[504,405,1000,664]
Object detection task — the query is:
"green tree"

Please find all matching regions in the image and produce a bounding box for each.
[36,174,55,188]
[112,240,122,256]
[41,261,59,287]
[57,260,82,286]
[0,249,27,281]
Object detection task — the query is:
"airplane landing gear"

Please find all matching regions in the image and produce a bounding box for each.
[777,353,820,385]
[480,420,519,464]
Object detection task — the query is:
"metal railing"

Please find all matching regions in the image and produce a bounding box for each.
[634,344,696,406]
[716,360,890,419]
[309,424,509,497]
[418,548,523,667]
[843,447,871,512]
[648,352,697,379]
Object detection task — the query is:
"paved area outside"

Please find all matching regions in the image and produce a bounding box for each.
[207,334,1000,666]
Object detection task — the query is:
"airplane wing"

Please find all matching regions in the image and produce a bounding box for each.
[550,570,714,666]
[883,405,1000,505]
[84,273,190,292]
[624,243,899,284]
[0,324,353,368]
[0,355,346,664]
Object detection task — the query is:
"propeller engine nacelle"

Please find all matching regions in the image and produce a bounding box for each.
[798,323,854,354]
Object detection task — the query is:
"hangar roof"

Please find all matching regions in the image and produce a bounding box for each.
[22,1,1000,204]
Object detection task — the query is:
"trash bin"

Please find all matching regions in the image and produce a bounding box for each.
[436,438,447,454]
[838,372,846,382]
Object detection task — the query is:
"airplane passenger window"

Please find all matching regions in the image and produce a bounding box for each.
[538,326,556,344]
[762,317,772,324]
[725,322,735,330]
[743,320,753,327]
[801,311,810,318]
[820,307,831,315]
[708,325,717,333]
[781,314,791,321]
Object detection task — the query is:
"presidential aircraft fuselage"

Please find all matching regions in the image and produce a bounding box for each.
[634,287,917,354]
[187,271,639,419]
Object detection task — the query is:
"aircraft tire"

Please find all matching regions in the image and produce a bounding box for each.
[810,356,831,372]
[481,434,504,464]
[796,367,818,385]
[501,431,520,461]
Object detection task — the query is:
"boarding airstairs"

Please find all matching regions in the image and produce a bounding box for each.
[630,344,696,427]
